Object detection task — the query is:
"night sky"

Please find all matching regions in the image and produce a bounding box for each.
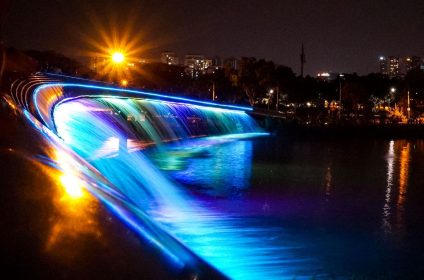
[1,0,424,75]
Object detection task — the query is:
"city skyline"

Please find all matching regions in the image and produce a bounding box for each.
[1,0,423,76]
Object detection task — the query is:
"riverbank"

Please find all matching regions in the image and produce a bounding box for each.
[257,117,424,139]
[0,98,225,280]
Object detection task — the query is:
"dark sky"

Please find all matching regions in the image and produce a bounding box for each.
[1,0,424,75]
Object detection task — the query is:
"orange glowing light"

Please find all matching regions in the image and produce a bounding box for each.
[59,174,84,199]
[35,147,102,258]
[111,52,125,64]
[121,79,128,86]
[55,150,85,199]
[397,144,410,207]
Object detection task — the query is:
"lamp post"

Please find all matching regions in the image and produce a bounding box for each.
[275,86,280,112]
[407,89,411,120]
[338,74,344,119]
[268,89,274,111]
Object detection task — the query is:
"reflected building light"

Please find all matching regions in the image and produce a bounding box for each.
[397,144,410,206]
[382,140,395,236]
[395,143,410,236]
[324,166,332,202]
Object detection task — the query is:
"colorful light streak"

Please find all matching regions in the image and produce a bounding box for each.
[50,97,323,279]
[31,82,252,129]
[44,149,102,259]
[20,105,209,277]
[14,77,324,279]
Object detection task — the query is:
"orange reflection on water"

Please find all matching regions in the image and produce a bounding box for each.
[45,149,102,259]
[395,143,410,237]
[382,141,410,239]
[397,144,410,207]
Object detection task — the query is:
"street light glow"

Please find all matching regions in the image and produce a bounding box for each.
[112,52,125,63]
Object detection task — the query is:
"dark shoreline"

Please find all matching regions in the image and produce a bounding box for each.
[259,119,424,140]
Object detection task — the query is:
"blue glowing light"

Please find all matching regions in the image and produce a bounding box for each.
[16,75,325,279]
[50,97,323,279]
[32,82,251,126]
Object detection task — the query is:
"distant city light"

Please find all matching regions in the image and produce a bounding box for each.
[379,56,385,61]
[390,87,396,93]
[317,72,330,77]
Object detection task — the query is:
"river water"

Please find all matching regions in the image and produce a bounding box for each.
[50,97,424,279]
[163,136,424,279]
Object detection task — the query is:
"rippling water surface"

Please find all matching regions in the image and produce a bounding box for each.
[163,137,424,279]
[53,97,424,279]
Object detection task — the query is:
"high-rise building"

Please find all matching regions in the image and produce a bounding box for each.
[184,54,206,69]
[388,56,400,77]
[184,54,206,78]
[404,56,422,73]
[160,51,179,65]
[379,55,423,76]
[379,56,388,75]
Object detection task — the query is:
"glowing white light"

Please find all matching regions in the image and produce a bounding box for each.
[60,174,84,198]
[318,72,330,77]
[112,52,124,63]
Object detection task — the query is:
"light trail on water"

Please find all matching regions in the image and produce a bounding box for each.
[12,75,325,279]
[50,97,325,279]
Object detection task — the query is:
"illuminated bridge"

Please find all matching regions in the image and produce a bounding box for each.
[10,73,253,133]
[8,73,324,279]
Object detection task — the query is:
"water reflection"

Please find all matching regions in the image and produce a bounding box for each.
[382,140,395,236]
[45,149,102,259]
[167,140,253,197]
[382,140,410,238]
[53,98,319,279]
[323,165,332,202]
[395,143,410,237]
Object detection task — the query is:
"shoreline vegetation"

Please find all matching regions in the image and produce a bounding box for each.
[258,116,424,139]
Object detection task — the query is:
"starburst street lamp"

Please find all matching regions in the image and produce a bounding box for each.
[108,51,127,83]
[111,52,125,64]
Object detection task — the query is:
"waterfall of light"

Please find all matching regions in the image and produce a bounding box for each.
[52,97,323,279]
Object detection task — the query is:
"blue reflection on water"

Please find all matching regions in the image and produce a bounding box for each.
[151,139,253,197]
[53,97,326,279]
